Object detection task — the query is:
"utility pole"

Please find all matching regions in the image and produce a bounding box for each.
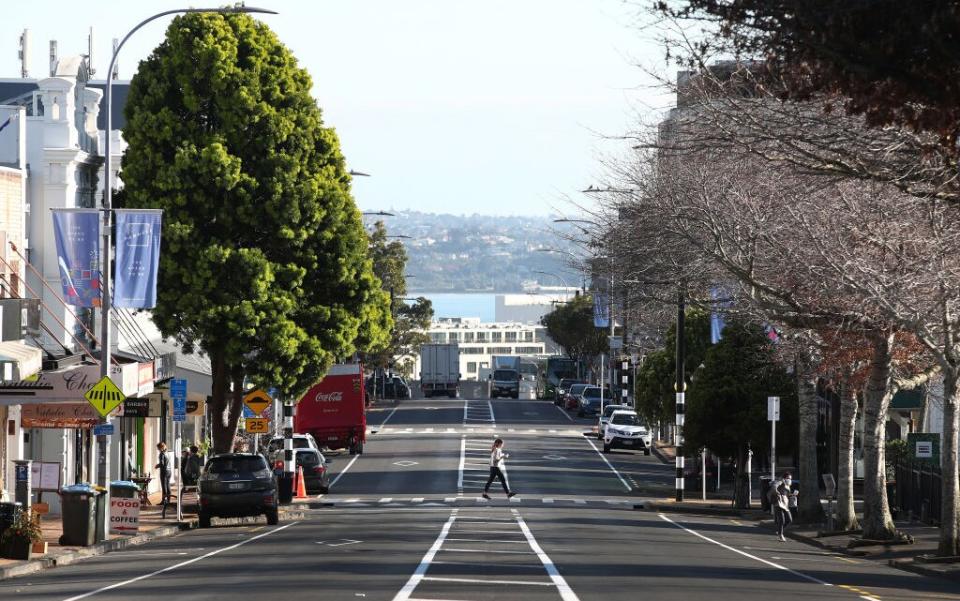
[675,286,685,502]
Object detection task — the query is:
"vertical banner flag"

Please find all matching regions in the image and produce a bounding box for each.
[593,292,610,328]
[114,210,162,308]
[51,209,101,307]
[709,286,728,344]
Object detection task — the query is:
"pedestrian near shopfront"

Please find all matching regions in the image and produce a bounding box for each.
[182,445,203,486]
[156,442,171,507]
[482,438,517,499]
[770,471,794,541]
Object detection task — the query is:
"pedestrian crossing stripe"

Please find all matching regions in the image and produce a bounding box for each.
[84,376,126,417]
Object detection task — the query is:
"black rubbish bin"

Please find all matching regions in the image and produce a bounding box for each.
[0,502,22,542]
[759,477,773,512]
[110,481,140,499]
[59,484,98,546]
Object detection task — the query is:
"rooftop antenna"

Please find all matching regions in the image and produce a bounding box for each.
[49,40,57,76]
[18,29,29,78]
[111,38,119,80]
[87,27,96,76]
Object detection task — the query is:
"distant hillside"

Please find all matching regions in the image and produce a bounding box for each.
[374,211,585,293]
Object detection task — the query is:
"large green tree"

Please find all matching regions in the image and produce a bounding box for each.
[685,320,797,508]
[365,221,432,377]
[541,295,608,371]
[119,13,391,452]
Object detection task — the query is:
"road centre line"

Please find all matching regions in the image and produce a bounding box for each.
[373,406,399,431]
[583,437,632,491]
[62,523,297,601]
[330,454,361,488]
[393,511,459,601]
[659,514,833,587]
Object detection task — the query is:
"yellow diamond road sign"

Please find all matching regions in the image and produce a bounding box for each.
[84,376,126,418]
[243,389,273,416]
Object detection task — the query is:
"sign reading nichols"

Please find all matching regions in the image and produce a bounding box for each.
[0,363,143,405]
[21,403,110,428]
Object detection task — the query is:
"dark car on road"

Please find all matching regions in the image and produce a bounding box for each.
[198,453,279,528]
[564,383,590,411]
[554,378,584,405]
[577,386,612,417]
[294,448,331,494]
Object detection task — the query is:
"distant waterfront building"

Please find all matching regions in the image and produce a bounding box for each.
[411,318,561,380]
[495,289,577,325]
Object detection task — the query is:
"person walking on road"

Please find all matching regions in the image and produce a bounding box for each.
[156,442,171,511]
[771,471,794,541]
[482,438,516,499]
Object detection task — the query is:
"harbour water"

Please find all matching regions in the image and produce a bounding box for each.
[406,292,496,322]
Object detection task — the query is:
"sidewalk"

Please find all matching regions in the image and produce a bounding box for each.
[0,486,306,581]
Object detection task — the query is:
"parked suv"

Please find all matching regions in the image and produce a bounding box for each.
[577,386,611,417]
[198,453,279,527]
[598,404,630,439]
[602,410,652,455]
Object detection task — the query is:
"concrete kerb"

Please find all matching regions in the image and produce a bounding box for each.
[888,558,960,584]
[0,508,306,582]
[650,444,672,465]
[635,500,765,519]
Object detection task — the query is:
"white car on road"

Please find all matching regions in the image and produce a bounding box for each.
[597,404,630,439]
[602,410,652,455]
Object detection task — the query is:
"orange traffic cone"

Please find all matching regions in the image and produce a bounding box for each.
[295,466,307,498]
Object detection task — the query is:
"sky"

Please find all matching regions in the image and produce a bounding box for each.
[0,1,672,216]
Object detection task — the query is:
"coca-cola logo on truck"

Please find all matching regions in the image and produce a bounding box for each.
[315,391,343,403]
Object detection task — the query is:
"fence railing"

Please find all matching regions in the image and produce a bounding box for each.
[894,460,942,525]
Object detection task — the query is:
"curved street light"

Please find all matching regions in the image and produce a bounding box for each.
[99,3,277,525]
[533,270,570,289]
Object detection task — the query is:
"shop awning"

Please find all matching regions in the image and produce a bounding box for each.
[0,341,42,381]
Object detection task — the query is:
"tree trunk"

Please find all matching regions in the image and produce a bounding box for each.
[837,371,860,531]
[939,366,960,557]
[210,350,233,454]
[861,333,898,540]
[797,370,824,523]
[732,445,751,509]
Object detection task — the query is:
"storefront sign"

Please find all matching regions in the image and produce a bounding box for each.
[137,361,155,396]
[21,403,108,428]
[123,397,150,417]
[109,497,141,534]
[153,352,176,382]
[0,362,143,404]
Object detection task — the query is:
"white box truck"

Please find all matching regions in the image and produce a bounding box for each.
[420,343,460,398]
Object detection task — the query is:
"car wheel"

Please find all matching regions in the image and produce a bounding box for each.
[603,444,610,453]
[198,511,211,528]
[597,431,603,440]
[357,442,364,455]
[266,509,279,526]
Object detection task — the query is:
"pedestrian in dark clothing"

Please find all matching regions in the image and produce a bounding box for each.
[156,442,171,508]
[182,445,203,486]
[482,439,516,499]
[771,471,794,541]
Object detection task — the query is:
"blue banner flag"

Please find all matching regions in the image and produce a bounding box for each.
[710,286,728,344]
[593,293,610,328]
[114,210,162,308]
[51,209,101,307]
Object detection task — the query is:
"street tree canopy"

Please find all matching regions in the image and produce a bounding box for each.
[119,13,391,452]
[541,295,608,367]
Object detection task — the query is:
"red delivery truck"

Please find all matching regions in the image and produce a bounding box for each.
[296,363,367,455]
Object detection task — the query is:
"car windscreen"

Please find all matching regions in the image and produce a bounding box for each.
[296,452,321,466]
[583,388,609,399]
[206,456,267,474]
[493,370,517,380]
[569,384,588,394]
[603,405,626,417]
[611,414,641,426]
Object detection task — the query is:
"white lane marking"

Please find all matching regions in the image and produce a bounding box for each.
[379,498,394,503]
[422,576,553,586]
[487,399,496,425]
[583,437,632,491]
[392,511,459,601]
[411,498,424,503]
[453,530,526,535]
[658,514,833,587]
[442,547,536,555]
[373,406,399,432]
[515,513,581,601]
[542,498,554,503]
[62,522,297,601]
[462,399,468,425]
[330,454,361,488]
[555,404,574,422]
[457,435,466,493]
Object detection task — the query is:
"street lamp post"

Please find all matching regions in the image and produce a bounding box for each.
[100,4,276,530]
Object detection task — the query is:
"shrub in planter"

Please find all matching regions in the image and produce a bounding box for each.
[0,509,42,560]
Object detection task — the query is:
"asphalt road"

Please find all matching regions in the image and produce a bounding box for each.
[2,398,957,601]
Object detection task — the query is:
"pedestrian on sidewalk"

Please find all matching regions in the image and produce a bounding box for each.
[771,471,793,541]
[482,438,517,499]
[182,445,203,487]
[156,442,171,509]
